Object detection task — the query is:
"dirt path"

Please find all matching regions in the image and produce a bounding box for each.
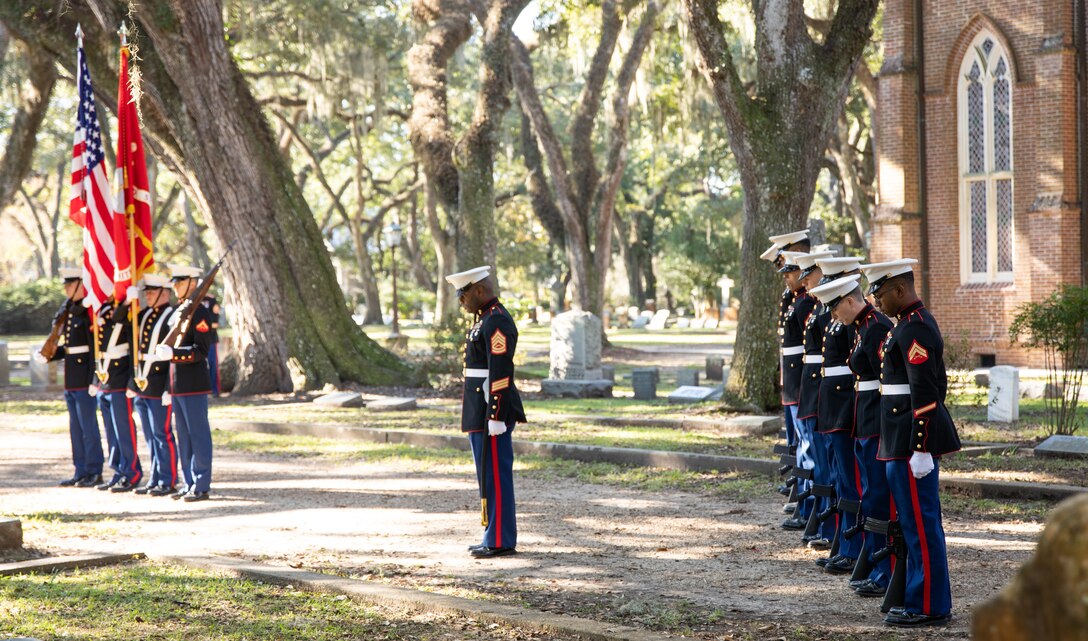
[0,416,1040,638]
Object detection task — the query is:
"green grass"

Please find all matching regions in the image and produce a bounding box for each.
[943,451,1088,486]
[0,561,558,640]
[0,399,66,415]
[941,493,1053,522]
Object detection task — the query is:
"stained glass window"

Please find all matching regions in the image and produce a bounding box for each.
[967,62,986,174]
[996,179,1013,272]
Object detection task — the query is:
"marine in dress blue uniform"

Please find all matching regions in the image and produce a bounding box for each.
[156,264,215,502]
[94,297,143,492]
[762,231,810,455]
[862,259,961,628]
[777,251,818,531]
[201,294,221,396]
[128,274,179,496]
[44,269,104,487]
[447,266,526,559]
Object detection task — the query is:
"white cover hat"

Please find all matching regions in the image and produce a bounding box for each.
[794,251,835,272]
[816,257,863,278]
[445,266,491,293]
[759,243,782,262]
[142,273,170,289]
[169,264,203,280]
[860,259,919,295]
[809,274,862,308]
[768,230,809,246]
[59,267,82,281]
[777,251,806,273]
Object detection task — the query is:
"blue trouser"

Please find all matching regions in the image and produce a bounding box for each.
[64,389,103,477]
[783,404,796,448]
[98,391,119,478]
[208,342,220,396]
[887,459,952,617]
[856,436,891,586]
[468,429,517,549]
[173,393,212,493]
[98,391,142,484]
[808,427,836,541]
[789,406,815,519]
[134,397,178,489]
[827,431,862,559]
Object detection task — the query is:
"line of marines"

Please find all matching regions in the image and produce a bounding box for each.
[43,264,219,502]
[765,229,960,628]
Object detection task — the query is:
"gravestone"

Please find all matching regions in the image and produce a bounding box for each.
[1034,435,1088,459]
[676,318,691,329]
[28,349,57,390]
[0,341,8,386]
[541,311,612,398]
[667,385,724,404]
[690,318,705,329]
[0,518,22,550]
[704,318,719,329]
[706,355,725,381]
[367,397,418,412]
[314,391,365,408]
[632,368,658,400]
[601,364,615,382]
[987,366,1019,422]
[677,369,700,387]
[647,310,670,330]
[632,315,649,329]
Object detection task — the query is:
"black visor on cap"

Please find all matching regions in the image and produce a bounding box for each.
[800,266,819,280]
[867,275,890,296]
[777,264,800,274]
[63,277,81,283]
[817,271,845,287]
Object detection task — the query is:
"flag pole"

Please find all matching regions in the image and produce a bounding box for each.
[118,22,143,389]
[76,23,105,384]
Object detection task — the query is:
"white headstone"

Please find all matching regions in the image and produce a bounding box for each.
[28,348,56,390]
[647,309,670,330]
[549,311,603,380]
[676,318,691,329]
[704,318,719,329]
[690,318,705,329]
[987,366,1019,422]
[668,385,725,404]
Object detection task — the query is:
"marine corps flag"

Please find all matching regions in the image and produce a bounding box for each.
[112,23,154,303]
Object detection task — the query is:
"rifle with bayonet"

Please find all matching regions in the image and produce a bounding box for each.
[162,242,236,349]
[39,294,77,360]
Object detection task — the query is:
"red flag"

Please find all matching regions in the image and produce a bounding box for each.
[112,37,154,303]
[70,27,115,314]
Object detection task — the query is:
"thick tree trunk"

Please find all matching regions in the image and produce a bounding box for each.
[0,35,56,214]
[424,179,458,321]
[2,1,416,393]
[347,214,386,325]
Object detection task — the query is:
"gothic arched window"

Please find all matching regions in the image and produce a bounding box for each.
[958,31,1014,283]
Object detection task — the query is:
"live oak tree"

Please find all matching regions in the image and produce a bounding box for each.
[682,0,879,408]
[1,0,417,393]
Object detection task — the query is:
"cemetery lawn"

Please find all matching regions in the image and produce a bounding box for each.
[0,561,565,640]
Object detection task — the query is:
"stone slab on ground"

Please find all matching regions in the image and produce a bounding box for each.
[667,385,722,404]
[0,341,9,386]
[314,391,365,408]
[0,553,144,577]
[1034,435,1088,459]
[539,379,613,398]
[1020,381,1063,399]
[367,397,418,412]
[162,555,675,641]
[0,518,22,550]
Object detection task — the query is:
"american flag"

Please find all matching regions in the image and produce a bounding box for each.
[70,30,116,313]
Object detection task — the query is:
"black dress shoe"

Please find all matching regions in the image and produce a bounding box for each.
[467,543,486,551]
[825,555,856,574]
[807,538,832,550]
[76,474,103,488]
[884,612,951,627]
[134,484,154,495]
[853,579,887,597]
[171,486,189,500]
[781,517,806,530]
[815,554,840,569]
[470,546,516,558]
[848,578,866,589]
[886,607,908,616]
[59,476,81,487]
[777,484,790,496]
[97,476,122,491]
[183,491,210,502]
[149,485,176,497]
[110,478,137,493]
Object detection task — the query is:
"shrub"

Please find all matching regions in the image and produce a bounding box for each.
[0,279,66,334]
[1009,285,1088,436]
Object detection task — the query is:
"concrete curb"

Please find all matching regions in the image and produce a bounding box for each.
[158,554,675,641]
[0,552,144,576]
[215,421,1086,502]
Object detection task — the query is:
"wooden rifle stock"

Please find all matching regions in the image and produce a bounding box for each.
[39,295,76,360]
[163,243,236,349]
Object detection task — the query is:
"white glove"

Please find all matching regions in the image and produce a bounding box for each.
[155,344,174,360]
[487,420,508,436]
[126,286,140,302]
[909,451,935,479]
[88,384,100,397]
[125,388,137,399]
[32,349,47,364]
[162,392,172,406]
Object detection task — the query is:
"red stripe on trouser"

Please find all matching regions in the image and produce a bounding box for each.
[125,396,141,482]
[164,404,177,486]
[889,493,897,574]
[907,467,933,614]
[491,435,502,548]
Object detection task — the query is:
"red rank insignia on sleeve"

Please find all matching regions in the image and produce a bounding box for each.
[490,329,508,355]
[195,319,210,333]
[907,340,928,364]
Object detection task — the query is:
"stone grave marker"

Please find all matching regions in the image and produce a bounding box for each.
[314,391,365,408]
[0,518,22,550]
[541,311,612,398]
[705,355,725,381]
[368,397,418,411]
[28,348,57,390]
[690,318,705,329]
[668,385,724,404]
[632,368,657,400]
[647,310,670,330]
[1034,435,1088,459]
[601,364,615,382]
[676,318,691,329]
[987,366,1019,422]
[677,369,700,387]
[0,341,8,386]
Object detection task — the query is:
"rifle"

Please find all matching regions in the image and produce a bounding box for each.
[163,242,236,349]
[39,294,76,360]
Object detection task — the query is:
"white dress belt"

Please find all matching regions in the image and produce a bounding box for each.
[881,384,911,396]
[464,368,489,378]
[823,365,852,377]
[66,345,90,354]
[104,345,130,359]
[803,354,824,364]
[781,346,804,356]
[857,380,880,392]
